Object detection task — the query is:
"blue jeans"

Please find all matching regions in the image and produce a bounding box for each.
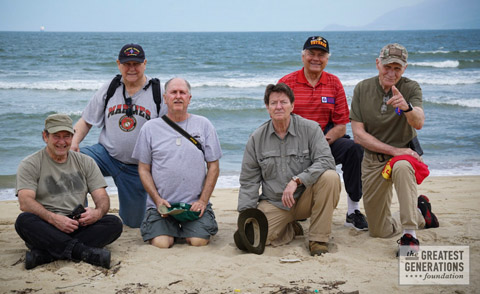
[15,212,122,260]
[81,143,147,228]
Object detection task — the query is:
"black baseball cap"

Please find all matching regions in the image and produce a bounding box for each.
[303,36,329,53]
[118,44,145,63]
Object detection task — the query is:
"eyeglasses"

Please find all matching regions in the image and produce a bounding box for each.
[381,95,389,114]
[125,97,133,117]
[122,83,134,117]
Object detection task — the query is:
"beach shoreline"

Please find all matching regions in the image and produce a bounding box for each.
[0,175,478,293]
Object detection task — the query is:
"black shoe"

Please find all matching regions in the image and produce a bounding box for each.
[292,221,304,236]
[397,233,420,257]
[418,195,439,228]
[81,247,111,269]
[25,249,54,270]
[345,210,368,231]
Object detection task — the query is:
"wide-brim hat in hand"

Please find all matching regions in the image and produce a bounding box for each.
[234,208,268,255]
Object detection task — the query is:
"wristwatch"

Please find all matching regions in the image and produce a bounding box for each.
[404,102,413,113]
[292,176,302,186]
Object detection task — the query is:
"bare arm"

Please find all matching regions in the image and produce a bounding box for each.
[138,162,170,209]
[351,120,421,160]
[190,160,220,217]
[71,117,93,152]
[78,187,109,227]
[403,107,425,130]
[18,189,80,233]
[324,124,346,145]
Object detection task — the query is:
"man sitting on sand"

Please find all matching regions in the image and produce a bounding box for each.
[15,114,123,270]
[350,43,439,253]
[237,83,341,256]
[132,78,222,248]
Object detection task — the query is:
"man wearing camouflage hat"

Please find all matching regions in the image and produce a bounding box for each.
[350,43,439,253]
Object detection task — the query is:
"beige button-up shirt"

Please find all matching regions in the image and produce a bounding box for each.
[238,114,335,211]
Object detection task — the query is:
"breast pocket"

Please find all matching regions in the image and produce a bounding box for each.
[258,150,280,181]
[287,149,311,173]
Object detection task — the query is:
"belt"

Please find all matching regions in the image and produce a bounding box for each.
[364,151,392,163]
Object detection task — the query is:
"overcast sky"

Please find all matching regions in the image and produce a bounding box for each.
[1,0,428,32]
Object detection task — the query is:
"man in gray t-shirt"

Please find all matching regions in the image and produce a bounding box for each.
[15,114,122,270]
[132,78,222,248]
[71,44,167,228]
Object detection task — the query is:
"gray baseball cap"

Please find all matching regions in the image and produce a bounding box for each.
[379,43,408,67]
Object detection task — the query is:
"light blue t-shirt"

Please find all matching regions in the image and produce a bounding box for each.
[132,114,222,209]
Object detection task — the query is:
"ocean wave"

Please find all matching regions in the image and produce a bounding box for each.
[417,50,451,54]
[415,49,480,55]
[413,77,480,85]
[0,80,105,91]
[1,71,478,93]
[189,78,275,89]
[410,60,460,68]
[424,98,480,108]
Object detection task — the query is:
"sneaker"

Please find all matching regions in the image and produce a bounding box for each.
[345,210,368,231]
[81,247,111,269]
[25,249,55,270]
[309,241,329,256]
[418,195,439,228]
[292,221,304,236]
[397,233,419,257]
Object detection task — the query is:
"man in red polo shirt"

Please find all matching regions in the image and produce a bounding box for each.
[279,36,367,231]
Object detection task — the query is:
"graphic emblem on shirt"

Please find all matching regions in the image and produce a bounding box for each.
[119,115,137,132]
[321,97,335,104]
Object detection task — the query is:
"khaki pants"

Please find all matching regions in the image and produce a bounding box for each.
[362,152,425,238]
[258,170,340,245]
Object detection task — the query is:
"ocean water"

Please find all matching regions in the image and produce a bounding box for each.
[1,30,479,200]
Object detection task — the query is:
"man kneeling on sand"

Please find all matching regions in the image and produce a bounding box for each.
[132,78,222,248]
[15,114,123,270]
[236,83,341,256]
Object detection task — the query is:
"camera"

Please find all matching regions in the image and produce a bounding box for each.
[67,204,86,220]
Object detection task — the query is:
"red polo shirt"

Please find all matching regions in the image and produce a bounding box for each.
[279,68,350,131]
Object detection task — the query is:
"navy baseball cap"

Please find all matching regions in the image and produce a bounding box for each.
[118,44,145,63]
[303,36,329,53]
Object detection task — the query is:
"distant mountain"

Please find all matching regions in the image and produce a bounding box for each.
[324,0,480,31]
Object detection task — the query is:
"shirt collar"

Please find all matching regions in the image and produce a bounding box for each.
[297,68,327,87]
[267,114,297,138]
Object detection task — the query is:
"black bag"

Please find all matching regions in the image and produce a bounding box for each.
[409,136,424,156]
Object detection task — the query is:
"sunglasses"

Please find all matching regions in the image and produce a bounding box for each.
[125,97,133,117]
[381,95,389,114]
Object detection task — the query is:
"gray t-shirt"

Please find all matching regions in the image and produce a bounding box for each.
[82,75,167,164]
[132,114,222,209]
[16,148,107,216]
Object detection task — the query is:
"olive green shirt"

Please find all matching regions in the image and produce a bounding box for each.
[350,76,423,154]
[16,148,107,216]
[238,114,335,211]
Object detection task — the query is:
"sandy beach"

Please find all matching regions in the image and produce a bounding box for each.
[0,175,478,294]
